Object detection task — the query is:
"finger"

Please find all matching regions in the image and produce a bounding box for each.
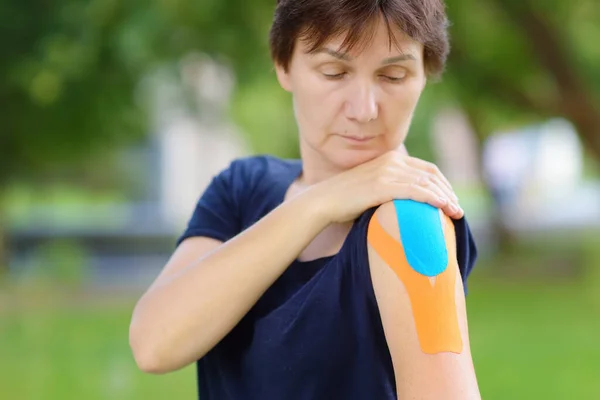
[391,181,463,219]
[421,180,463,218]
[451,206,465,219]
[405,157,457,200]
[423,174,462,213]
[404,156,451,187]
[391,182,449,210]
[397,164,459,211]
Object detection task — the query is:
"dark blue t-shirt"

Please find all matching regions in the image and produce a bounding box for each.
[177,155,478,400]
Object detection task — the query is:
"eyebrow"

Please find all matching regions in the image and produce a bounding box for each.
[313,47,417,64]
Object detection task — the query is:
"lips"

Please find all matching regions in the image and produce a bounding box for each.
[339,135,375,143]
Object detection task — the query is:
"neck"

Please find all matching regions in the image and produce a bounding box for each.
[298,158,345,187]
[296,140,345,186]
[298,161,344,186]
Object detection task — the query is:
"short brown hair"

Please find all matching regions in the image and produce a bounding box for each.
[269,0,450,79]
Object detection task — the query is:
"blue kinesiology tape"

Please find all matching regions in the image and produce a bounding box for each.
[392,199,448,277]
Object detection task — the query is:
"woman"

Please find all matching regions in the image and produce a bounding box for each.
[130,0,481,399]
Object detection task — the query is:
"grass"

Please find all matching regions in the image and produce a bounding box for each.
[467,276,600,400]
[1,274,599,400]
[0,290,195,400]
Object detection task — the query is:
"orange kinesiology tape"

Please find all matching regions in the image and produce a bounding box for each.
[367,210,463,354]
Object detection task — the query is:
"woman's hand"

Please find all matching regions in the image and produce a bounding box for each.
[311,150,464,224]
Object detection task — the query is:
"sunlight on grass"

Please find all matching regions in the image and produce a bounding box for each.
[1,274,599,399]
[0,302,195,400]
[467,276,600,400]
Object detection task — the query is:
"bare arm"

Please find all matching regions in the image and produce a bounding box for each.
[129,190,330,374]
[129,150,463,375]
[367,201,480,399]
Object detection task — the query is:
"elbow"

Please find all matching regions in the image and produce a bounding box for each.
[129,330,166,374]
[132,351,169,375]
[129,295,210,374]
[131,348,169,375]
[129,318,176,375]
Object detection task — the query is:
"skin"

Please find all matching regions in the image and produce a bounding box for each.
[274,16,459,262]
[275,16,427,184]
[278,16,481,398]
[368,203,480,399]
[129,16,480,400]
[367,206,463,355]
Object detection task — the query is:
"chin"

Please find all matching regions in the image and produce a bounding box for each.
[326,148,384,170]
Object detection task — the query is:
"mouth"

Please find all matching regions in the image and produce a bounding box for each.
[338,134,375,143]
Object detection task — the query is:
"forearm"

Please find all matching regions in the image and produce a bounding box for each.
[130,189,330,373]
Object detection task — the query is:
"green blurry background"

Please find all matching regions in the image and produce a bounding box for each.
[1,0,599,399]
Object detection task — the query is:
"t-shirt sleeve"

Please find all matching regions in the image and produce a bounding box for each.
[452,216,478,294]
[176,160,245,247]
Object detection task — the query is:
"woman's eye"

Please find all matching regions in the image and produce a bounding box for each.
[321,71,405,82]
[380,75,405,83]
[323,72,347,80]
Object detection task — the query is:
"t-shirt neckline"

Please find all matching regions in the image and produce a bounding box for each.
[277,158,356,267]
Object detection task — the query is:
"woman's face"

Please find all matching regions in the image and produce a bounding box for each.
[276,18,427,171]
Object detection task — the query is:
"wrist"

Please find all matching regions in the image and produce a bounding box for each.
[294,184,333,230]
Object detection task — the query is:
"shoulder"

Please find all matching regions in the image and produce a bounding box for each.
[368,200,456,276]
[371,199,453,235]
[224,155,269,179]
[215,155,277,194]
[226,154,298,182]
[214,155,301,216]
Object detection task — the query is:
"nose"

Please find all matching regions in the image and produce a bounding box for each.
[344,81,379,123]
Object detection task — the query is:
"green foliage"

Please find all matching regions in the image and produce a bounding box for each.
[0,0,148,183]
[231,76,298,158]
[2,0,599,185]
[444,0,600,140]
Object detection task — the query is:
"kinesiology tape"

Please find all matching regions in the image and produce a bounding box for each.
[367,199,463,354]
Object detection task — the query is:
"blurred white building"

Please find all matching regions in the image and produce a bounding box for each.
[482,118,600,233]
[145,53,249,228]
[432,107,482,187]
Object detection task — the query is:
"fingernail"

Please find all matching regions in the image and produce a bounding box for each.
[439,197,448,205]
[449,203,457,213]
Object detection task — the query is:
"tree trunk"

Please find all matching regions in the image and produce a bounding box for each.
[0,215,8,281]
[494,0,600,160]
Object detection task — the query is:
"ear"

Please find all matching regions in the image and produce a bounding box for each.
[274,63,292,92]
